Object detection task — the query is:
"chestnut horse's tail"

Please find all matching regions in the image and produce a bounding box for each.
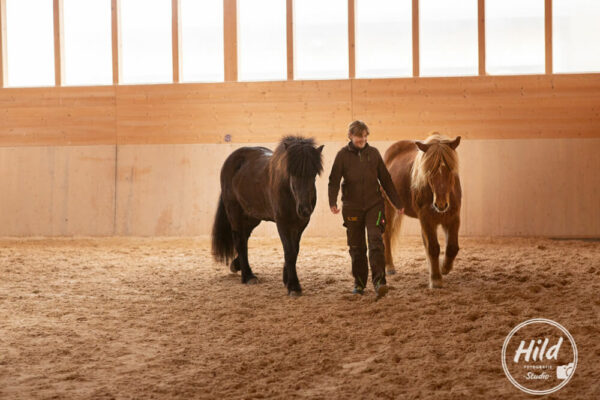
[384,197,403,271]
[211,194,234,264]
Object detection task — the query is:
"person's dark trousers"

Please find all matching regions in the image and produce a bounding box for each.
[342,202,387,289]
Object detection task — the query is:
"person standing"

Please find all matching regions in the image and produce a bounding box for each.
[329,120,404,298]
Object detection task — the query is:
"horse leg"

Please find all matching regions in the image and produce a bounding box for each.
[420,221,442,289]
[231,216,261,284]
[277,223,302,296]
[383,199,397,275]
[230,257,240,273]
[441,218,460,275]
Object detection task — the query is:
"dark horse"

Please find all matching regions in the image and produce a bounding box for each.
[383,133,461,289]
[212,136,324,296]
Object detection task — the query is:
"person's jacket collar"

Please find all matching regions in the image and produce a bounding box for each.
[347,141,370,153]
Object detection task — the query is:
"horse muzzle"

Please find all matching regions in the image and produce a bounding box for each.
[297,205,313,219]
[433,203,450,213]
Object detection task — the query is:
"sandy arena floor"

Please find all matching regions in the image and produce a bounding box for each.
[0,236,599,399]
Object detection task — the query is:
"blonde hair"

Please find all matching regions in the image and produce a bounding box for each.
[348,120,369,137]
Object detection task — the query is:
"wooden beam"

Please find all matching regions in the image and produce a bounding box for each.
[286,0,293,80]
[111,0,121,85]
[223,0,237,82]
[172,0,181,83]
[348,0,355,78]
[412,0,419,77]
[478,0,485,75]
[0,0,6,87]
[53,0,64,86]
[545,0,552,74]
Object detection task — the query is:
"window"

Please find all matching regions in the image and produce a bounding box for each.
[238,0,286,81]
[356,0,412,78]
[5,0,54,87]
[63,0,112,86]
[419,0,477,77]
[294,0,348,80]
[554,0,600,73]
[181,0,224,82]
[486,0,544,75]
[120,0,172,84]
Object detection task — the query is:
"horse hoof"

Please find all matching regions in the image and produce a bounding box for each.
[429,279,443,289]
[230,259,241,273]
[386,269,396,276]
[441,266,452,275]
[246,277,259,285]
[288,290,302,298]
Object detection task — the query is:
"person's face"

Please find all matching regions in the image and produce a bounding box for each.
[349,129,368,149]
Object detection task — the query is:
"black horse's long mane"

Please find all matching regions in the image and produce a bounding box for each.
[272,136,323,178]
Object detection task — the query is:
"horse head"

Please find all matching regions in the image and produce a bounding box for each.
[279,137,324,219]
[414,135,461,214]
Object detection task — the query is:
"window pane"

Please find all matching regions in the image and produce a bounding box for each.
[486,0,544,75]
[554,0,600,73]
[120,0,172,84]
[356,0,412,78]
[420,0,477,77]
[294,0,348,80]
[63,0,112,86]
[6,0,54,87]
[181,0,224,82]
[238,0,286,81]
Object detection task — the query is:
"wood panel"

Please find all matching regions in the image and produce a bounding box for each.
[53,0,64,86]
[286,0,293,80]
[348,0,355,79]
[0,86,116,146]
[0,0,7,87]
[545,0,553,74]
[478,0,485,76]
[116,80,352,144]
[352,75,600,140]
[223,0,237,82]
[0,145,116,236]
[111,0,121,85]
[0,74,599,146]
[172,0,181,83]
[412,0,419,77]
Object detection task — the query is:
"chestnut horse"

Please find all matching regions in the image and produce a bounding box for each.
[211,136,324,296]
[383,133,461,288]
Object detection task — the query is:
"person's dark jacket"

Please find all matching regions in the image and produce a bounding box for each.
[328,142,403,210]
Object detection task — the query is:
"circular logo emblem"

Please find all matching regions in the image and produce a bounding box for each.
[502,318,577,395]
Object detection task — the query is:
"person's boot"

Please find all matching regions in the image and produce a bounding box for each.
[352,285,364,295]
[374,280,389,300]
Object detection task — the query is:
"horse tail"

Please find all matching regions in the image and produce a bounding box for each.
[211,194,234,264]
[384,197,403,271]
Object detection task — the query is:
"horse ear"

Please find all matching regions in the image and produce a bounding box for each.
[283,142,289,150]
[317,144,324,153]
[449,136,461,150]
[415,141,430,152]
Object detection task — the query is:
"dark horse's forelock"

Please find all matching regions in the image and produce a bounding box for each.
[274,136,323,177]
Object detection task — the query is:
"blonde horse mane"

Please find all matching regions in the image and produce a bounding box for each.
[411,132,460,191]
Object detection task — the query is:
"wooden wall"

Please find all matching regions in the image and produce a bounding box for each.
[0,74,599,237]
[1,74,599,147]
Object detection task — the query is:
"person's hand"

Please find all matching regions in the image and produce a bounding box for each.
[330,205,340,214]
